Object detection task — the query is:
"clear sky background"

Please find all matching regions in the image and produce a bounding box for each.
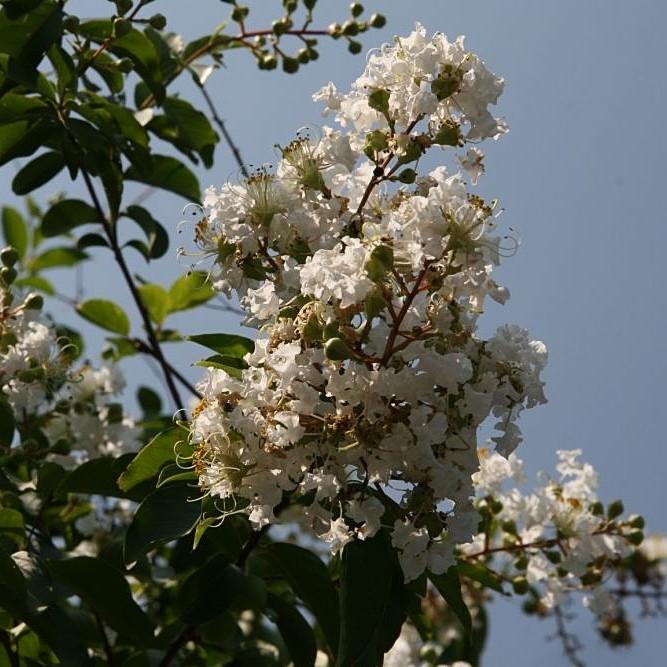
[3,1,667,664]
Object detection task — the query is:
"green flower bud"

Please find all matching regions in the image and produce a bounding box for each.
[628,514,645,529]
[627,530,644,546]
[115,0,133,14]
[282,56,300,74]
[63,15,80,32]
[259,54,278,70]
[117,57,134,73]
[512,576,529,595]
[0,266,17,285]
[1,246,18,267]
[545,549,562,564]
[232,5,250,21]
[365,290,386,319]
[514,556,529,570]
[607,499,624,519]
[369,13,386,28]
[148,13,167,30]
[342,20,359,36]
[501,519,517,535]
[347,39,362,55]
[350,3,364,18]
[297,48,311,64]
[272,17,292,36]
[113,18,132,38]
[283,0,298,12]
[589,501,604,516]
[328,23,342,39]
[24,293,43,311]
[324,337,354,361]
[303,0,317,9]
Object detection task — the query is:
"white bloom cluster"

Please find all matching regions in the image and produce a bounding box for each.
[465,449,642,618]
[187,25,546,581]
[0,285,137,466]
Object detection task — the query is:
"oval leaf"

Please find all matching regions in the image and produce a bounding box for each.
[41,199,99,237]
[12,151,65,195]
[76,298,130,335]
[124,483,200,566]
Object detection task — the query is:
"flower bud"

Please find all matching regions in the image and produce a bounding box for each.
[627,530,644,546]
[347,40,362,55]
[342,20,359,36]
[369,13,386,28]
[607,499,624,519]
[117,57,134,73]
[628,514,645,529]
[24,293,43,311]
[113,18,132,38]
[1,246,18,267]
[589,501,604,516]
[512,576,529,595]
[115,0,133,14]
[231,5,250,22]
[258,54,278,70]
[63,14,80,32]
[148,13,167,30]
[324,337,354,361]
[350,3,364,18]
[0,266,17,285]
[282,57,300,74]
[433,121,461,147]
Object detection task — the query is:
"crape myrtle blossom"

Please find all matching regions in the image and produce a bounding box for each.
[0,271,138,467]
[186,24,548,582]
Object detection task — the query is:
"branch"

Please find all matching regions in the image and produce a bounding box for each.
[157,626,197,667]
[197,82,249,179]
[79,170,185,413]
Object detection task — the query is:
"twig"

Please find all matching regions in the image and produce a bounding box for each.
[79,169,185,413]
[157,626,197,667]
[552,605,584,667]
[197,83,249,179]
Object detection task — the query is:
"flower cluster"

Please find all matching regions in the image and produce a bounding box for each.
[463,449,647,623]
[0,258,137,466]
[186,24,546,581]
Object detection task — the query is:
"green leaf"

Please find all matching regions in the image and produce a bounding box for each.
[176,555,247,624]
[193,354,245,378]
[117,427,186,492]
[429,567,472,637]
[76,232,109,249]
[337,532,407,667]
[11,151,64,195]
[41,198,99,237]
[14,275,54,294]
[0,398,14,447]
[29,246,88,270]
[0,1,63,86]
[59,456,139,499]
[0,508,24,546]
[266,543,339,653]
[125,154,200,201]
[161,96,218,167]
[186,332,254,358]
[267,592,317,667]
[48,557,155,647]
[137,385,161,417]
[1,205,27,258]
[124,483,200,566]
[47,43,76,94]
[138,282,170,324]
[124,205,169,259]
[168,270,214,312]
[76,298,130,335]
[0,118,51,167]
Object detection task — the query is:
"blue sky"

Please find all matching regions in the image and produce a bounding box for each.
[4,1,667,664]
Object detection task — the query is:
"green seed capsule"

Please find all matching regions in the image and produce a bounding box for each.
[324,337,354,361]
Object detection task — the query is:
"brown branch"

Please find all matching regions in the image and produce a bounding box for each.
[79,170,185,413]
[380,267,428,366]
[196,82,249,179]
